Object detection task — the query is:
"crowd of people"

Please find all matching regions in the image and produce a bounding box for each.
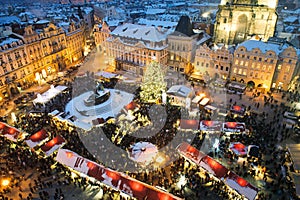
[0,68,299,200]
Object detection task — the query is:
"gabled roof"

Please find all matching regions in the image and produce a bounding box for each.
[172,15,195,37]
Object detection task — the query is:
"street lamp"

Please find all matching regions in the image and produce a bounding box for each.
[1,179,10,187]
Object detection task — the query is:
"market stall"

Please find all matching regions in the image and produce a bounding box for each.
[199,120,222,133]
[25,129,49,148]
[224,171,259,200]
[40,135,66,157]
[179,119,200,130]
[0,122,26,142]
[229,142,248,157]
[56,149,182,200]
[222,122,246,133]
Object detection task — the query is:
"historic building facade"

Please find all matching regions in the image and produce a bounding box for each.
[193,44,233,81]
[230,38,298,91]
[0,22,85,101]
[101,23,169,76]
[214,0,278,45]
[167,16,199,74]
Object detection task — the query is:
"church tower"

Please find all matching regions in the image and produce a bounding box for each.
[213,0,278,45]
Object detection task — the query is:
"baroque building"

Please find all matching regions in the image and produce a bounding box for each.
[0,22,85,101]
[193,44,233,82]
[214,0,278,45]
[230,37,298,91]
[100,23,170,76]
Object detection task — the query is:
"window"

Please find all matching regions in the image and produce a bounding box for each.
[262,65,266,70]
[221,66,223,70]
[257,64,260,69]
[197,61,199,66]
[258,58,262,61]
[255,73,258,78]
[251,63,255,68]
[270,59,274,63]
[261,75,264,79]
[250,72,253,77]
[238,68,242,74]
[223,18,227,23]
[243,70,247,76]
[245,62,248,66]
[278,65,281,70]
[216,65,218,69]
[286,65,290,72]
[240,61,244,66]
[247,56,250,59]
[283,75,287,81]
[206,63,209,68]
[233,67,237,73]
[288,59,292,64]
[254,57,257,60]
[242,55,245,58]
[225,67,229,71]
[235,60,239,64]
[201,62,204,66]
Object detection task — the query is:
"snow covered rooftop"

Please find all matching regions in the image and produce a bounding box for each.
[0,16,20,25]
[238,39,290,55]
[111,23,170,42]
[145,8,166,15]
[137,18,177,29]
[284,16,298,23]
[35,19,50,24]
[0,37,22,47]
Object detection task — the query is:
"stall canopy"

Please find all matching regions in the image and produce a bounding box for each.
[199,97,210,106]
[192,94,205,104]
[167,85,193,98]
[0,122,26,142]
[199,120,222,132]
[180,119,200,130]
[224,171,259,200]
[40,135,66,157]
[56,149,182,200]
[200,156,229,179]
[222,122,246,133]
[177,142,259,200]
[229,142,248,156]
[287,144,300,172]
[25,129,49,148]
[230,105,246,116]
[124,101,138,111]
[176,142,206,164]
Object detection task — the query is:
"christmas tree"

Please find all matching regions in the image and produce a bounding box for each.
[140,61,166,102]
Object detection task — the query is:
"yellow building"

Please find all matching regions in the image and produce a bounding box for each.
[0,22,85,101]
[193,44,233,82]
[214,0,278,45]
[231,38,298,91]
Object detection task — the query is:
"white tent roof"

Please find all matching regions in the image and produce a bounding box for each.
[33,85,68,105]
[167,85,193,98]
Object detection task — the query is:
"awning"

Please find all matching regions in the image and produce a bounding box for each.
[200,156,229,179]
[56,149,183,200]
[25,129,49,148]
[40,135,66,157]
[222,122,246,133]
[180,119,200,130]
[199,120,222,132]
[224,171,258,200]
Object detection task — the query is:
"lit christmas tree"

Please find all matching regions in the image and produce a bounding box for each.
[140,61,166,103]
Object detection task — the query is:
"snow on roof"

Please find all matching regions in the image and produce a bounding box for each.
[0,37,20,47]
[83,7,93,14]
[284,16,298,23]
[238,39,289,55]
[35,19,50,24]
[145,8,166,15]
[167,85,192,98]
[111,23,170,42]
[137,18,177,29]
[0,16,20,25]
